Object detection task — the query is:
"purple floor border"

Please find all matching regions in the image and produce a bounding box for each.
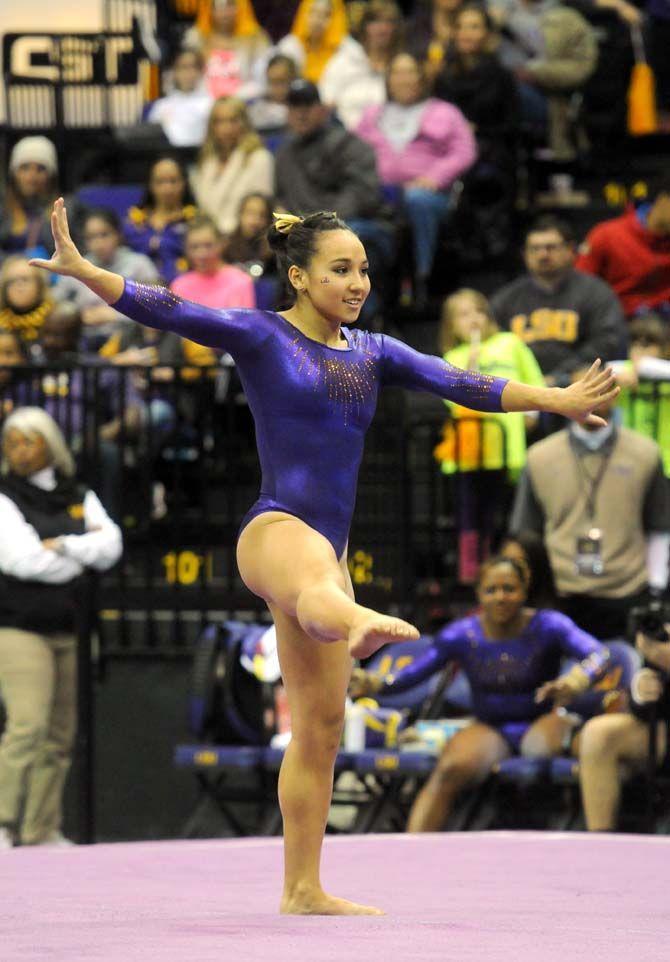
[3,831,668,961]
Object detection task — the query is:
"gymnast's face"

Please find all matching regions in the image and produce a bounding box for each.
[477,563,526,628]
[296,229,371,325]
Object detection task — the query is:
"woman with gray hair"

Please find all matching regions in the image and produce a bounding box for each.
[0,407,122,849]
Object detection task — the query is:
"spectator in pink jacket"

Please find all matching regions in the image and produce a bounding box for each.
[170,216,256,309]
[356,51,476,305]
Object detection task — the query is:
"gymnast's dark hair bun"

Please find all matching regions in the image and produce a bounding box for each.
[267,210,354,297]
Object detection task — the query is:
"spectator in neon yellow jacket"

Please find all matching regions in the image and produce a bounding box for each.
[434,288,545,582]
[610,314,670,477]
[435,288,545,479]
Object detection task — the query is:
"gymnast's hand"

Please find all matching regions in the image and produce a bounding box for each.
[632,667,664,705]
[30,197,87,278]
[535,671,586,707]
[556,360,620,428]
[349,669,383,700]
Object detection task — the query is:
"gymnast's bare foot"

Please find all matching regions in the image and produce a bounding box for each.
[280,885,385,916]
[348,613,419,660]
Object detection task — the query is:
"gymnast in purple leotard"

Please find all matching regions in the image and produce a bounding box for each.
[33,199,619,916]
[112,277,506,559]
[351,556,609,832]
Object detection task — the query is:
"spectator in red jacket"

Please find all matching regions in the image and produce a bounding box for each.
[575,175,670,321]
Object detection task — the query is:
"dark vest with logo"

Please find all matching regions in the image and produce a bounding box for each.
[0,473,87,633]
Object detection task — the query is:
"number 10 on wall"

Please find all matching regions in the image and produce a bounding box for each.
[161,551,213,585]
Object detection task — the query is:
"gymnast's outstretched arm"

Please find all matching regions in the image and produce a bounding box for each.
[350,623,468,699]
[30,198,265,355]
[381,623,468,694]
[380,333,620,427]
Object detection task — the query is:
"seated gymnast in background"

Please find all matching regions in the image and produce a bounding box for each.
[32,197,617,915]
[350,556,609,832]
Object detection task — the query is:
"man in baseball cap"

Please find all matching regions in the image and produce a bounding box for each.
[276,77,393,320]
[286,78,321,107]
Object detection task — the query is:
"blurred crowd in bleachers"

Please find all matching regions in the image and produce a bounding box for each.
[1,0,670,580]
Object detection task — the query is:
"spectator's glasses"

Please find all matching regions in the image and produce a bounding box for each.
[525,242,566,253]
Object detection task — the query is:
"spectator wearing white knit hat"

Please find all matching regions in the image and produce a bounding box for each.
[0,137,59,263]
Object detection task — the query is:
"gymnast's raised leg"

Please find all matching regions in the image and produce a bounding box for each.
[237,512,419,661]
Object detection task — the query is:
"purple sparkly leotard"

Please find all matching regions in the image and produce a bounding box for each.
[114,280,508,557]
[382,609,609,750]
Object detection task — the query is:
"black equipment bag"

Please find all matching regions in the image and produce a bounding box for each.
[189,621,277,745]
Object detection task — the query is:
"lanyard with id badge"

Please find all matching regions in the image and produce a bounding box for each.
[574,446,613,578]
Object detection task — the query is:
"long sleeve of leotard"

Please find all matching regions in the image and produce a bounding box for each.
[542,610,609,680]
[379,333,508,412]
[382,622,468,694]
[113,279,269,356]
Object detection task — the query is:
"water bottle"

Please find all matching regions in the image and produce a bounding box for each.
[344,702,367,751]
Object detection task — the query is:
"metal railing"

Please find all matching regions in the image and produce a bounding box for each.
[0,366,419,656]
[4,364,665,657]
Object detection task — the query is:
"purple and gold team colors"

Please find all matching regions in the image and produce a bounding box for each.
[115,280,509,556]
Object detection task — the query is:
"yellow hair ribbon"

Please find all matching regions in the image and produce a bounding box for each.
[273,212,304,235]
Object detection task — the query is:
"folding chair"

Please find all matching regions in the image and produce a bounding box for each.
[174,745,268,837]
[336,638,459,833]
[173,621,278,837]
[176,635,458,836]
[258,748,373,836]
[250,638,456,835]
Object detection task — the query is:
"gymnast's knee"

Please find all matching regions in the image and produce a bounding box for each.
[579,715,619,762]
[291,711,346,762]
